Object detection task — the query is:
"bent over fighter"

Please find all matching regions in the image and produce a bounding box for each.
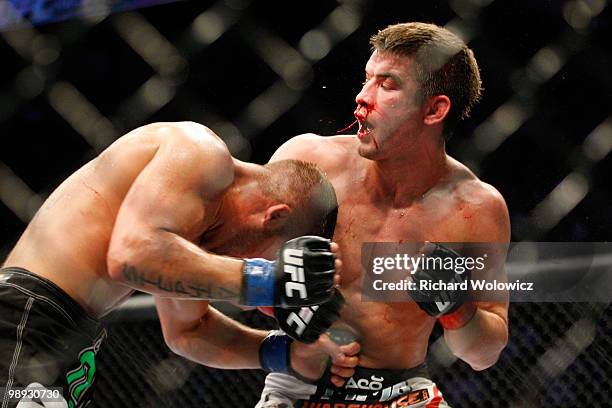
[0,122,349,407]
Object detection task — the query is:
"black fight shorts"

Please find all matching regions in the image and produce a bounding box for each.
[0,267,106,408]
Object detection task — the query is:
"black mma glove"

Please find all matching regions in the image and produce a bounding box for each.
[241,236,336,307]
[274,289,345,343]
[411,244,474,327]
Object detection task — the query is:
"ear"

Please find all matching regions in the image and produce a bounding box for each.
[262,204,291,231]
[423,95,451,126]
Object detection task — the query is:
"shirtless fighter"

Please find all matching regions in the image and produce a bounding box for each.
[255,22,511,407]
[0,122,352,408]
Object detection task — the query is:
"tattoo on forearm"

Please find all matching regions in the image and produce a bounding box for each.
[122,265,144,285]
[121,264,238,299]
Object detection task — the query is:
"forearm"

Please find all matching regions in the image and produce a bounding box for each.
[108,229,243,300]
[443,306,508,371]
[161,301,268,369]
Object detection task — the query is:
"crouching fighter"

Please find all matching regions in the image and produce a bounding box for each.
[0,122,347,407]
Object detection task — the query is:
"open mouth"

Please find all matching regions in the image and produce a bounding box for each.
[357,120,373,138]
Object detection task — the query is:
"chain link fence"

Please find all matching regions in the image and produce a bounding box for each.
[93,301,611,407]
[1,0,611,406]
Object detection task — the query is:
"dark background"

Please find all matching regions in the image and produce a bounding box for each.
[1,0,611,251]
[0,0,611,407]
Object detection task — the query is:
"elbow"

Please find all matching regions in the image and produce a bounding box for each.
[158,305,212,363]
[163,329,215,365]
[164,332,188,358]
[469,348,503,371]
[470,363,492,372]
[106,245,136,282]
[468,333,508,371]
[163,329,200,361]
[469,353,500,371]
[106,248,128,281]
[106,232,155,281]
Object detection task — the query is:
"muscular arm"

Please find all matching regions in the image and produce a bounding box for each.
[444,302,508,371]
[156,297,360,384]
[106,122,244,300]
[156,298,266,368]
[444,187,510,371]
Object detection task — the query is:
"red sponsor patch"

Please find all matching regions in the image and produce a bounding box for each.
[300,389,430,408]
[394,389,430,406]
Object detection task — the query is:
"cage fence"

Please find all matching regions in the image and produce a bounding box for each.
[0,0,611,407]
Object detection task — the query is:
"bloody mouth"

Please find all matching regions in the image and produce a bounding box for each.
[357,121,372,139]
[354,104,373,139]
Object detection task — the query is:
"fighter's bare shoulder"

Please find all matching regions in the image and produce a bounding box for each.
[125,121,234,196]
[448,158,510,242]
[129,121,229,153]
[270,133,356,173]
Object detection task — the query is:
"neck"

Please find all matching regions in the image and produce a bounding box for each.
[229,235,283,260]
[233,158,266,182]
[365,135,448,207]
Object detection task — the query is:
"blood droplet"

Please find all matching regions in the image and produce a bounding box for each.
[336,120,358,134]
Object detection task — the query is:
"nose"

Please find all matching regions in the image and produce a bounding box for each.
[355,81,373,118]
[355,82,372,108]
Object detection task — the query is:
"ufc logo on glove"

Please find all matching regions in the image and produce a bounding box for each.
[283,248,307,299]
[285,305,319,336]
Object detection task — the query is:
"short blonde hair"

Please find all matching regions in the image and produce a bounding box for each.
[259,160,337,239]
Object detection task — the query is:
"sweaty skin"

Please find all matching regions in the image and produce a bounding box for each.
[272,135,509,369]
[3,122,247,317]
[3,121,357,379]
[270,51,510,371]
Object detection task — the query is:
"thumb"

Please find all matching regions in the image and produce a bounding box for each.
[315,333,345,361]
[339,341,361,357]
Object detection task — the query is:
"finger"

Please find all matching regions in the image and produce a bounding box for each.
[335,258,342,273]
[309,270,336,290]
[339,341,360,356]
[306,251,336,267]
[306,237,332,251]
[330,365,355,378]
[334,273,341,287]
[332,354,359,368]
[330,242,339,253]
[331,375,346,388]
[315,333,344,360]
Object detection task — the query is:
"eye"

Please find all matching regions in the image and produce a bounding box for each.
[380,79,396,90]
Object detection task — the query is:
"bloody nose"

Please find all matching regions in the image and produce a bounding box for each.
[354,103,368,121]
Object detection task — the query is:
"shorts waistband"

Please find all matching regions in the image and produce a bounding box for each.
[313,363,430,401]
[0,267,103,338]
[344,364,430,385]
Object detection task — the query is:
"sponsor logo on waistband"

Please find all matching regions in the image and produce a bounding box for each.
[300,389,430,408]
[346,375,384,391]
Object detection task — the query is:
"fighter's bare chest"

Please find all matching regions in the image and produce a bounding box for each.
[332,194,462,286]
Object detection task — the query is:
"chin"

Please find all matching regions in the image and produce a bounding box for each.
[358,144,382,160]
